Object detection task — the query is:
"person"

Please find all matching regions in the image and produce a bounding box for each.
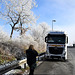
[26,45,38,75]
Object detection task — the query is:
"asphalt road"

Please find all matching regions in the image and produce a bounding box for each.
[34,48,75,75]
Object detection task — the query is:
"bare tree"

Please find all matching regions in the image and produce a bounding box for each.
[0,0,36,38]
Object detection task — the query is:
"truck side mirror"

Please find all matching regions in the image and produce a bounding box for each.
[45,36,47,42]
[45,37,46,42]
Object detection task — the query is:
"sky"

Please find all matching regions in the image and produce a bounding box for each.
[0,0,75,45]
[32,0,75,45]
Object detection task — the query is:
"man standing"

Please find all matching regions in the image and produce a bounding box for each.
[26,45,38,75]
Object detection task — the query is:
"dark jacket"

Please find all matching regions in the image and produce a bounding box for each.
[26,49,38,66]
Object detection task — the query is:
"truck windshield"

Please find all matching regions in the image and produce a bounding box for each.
[47,35,65,44]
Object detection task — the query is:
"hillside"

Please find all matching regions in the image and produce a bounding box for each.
[0,42,25,61]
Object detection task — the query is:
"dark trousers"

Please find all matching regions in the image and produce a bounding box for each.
[29,67,34,75]
[29,63,36,75]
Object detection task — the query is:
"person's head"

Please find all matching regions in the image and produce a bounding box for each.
[29,45,34,50]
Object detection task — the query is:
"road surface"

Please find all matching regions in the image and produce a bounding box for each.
[34,48,75,75]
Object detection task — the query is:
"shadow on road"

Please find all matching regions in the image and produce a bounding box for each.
[42,58,69,62]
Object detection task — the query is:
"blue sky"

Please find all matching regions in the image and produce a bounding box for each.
[0,0,75,45]
[33,0,75,25]
[32,0,75,45]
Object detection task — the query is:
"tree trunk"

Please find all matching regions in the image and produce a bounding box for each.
[10,27,14,38]
[21,24,22,35]
[20,21,23,35]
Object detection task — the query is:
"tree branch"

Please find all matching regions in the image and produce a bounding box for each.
[10,24,12,27]
[14,14,20,26]
[8,15,14,24]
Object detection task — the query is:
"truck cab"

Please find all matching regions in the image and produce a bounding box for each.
[45,31,68,60]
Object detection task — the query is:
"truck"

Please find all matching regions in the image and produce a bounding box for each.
[45,31,68,60]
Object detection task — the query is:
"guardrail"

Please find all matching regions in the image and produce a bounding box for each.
[0,60,19,74]
[0,59,28,74]
[18,58,27,69]
[38,52,46,56]
[38,52,46,61]
[0,52,46,74]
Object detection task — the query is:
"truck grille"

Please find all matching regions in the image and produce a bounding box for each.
[49,47,63,54]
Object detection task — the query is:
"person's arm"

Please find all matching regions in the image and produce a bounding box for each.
[34,50,38,56]
[36,51,38,56]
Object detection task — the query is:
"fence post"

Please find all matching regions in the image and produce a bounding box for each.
[24,63,26,69]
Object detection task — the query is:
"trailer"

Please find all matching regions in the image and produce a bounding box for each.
[45,31,68,60]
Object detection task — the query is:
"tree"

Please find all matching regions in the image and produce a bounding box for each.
[10,22,50,51]
[0,26,10,42]
[0,0,36,38]
[30,22,50,51]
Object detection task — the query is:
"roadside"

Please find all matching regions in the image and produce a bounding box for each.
[4,60,43,75]
[67,48,75,75]
[23,61,43,75]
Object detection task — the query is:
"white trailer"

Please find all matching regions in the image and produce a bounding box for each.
[45,31,68,60]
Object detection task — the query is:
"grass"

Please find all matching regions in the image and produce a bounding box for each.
[21,66,29,72]
[0,54,16,64]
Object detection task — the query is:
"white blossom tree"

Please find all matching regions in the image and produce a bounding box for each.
[0,0,36,38]
[11,22,50,51]
[0,26,10,42]
[0,22,50,52]
[30,22,50,51]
